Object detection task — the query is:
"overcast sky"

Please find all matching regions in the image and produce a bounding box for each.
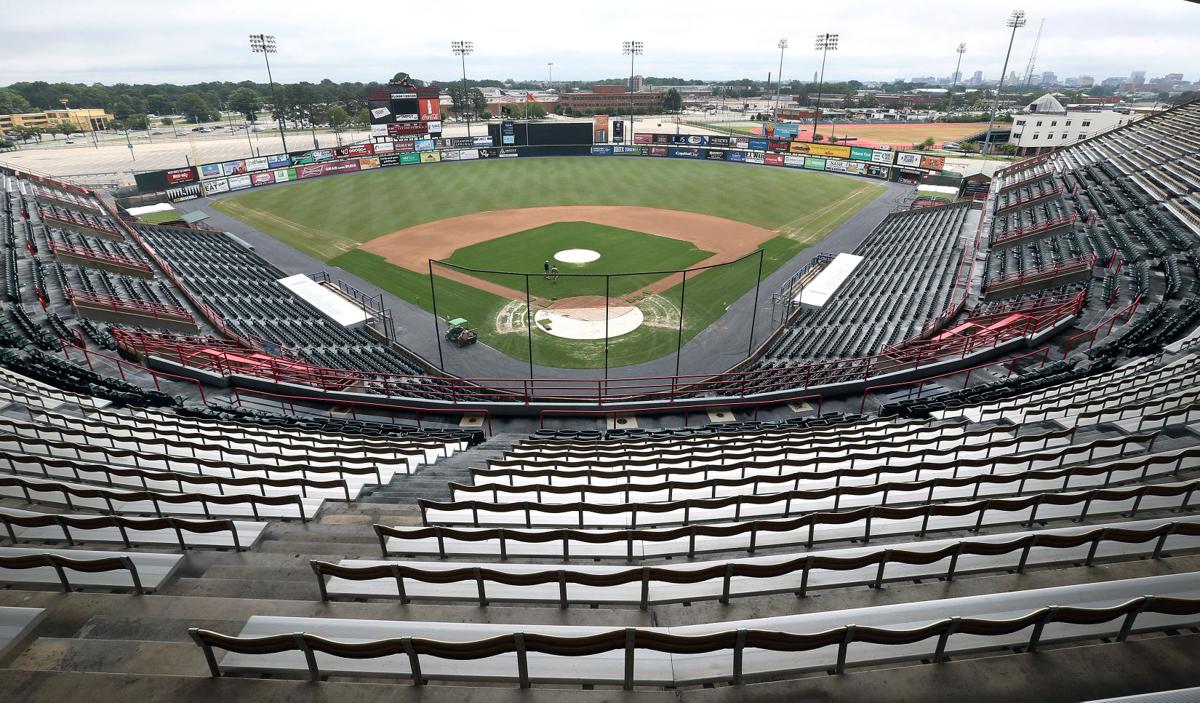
[3,0,1198,86]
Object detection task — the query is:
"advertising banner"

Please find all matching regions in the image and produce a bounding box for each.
[399,153,421,164]
[202,178,230,195]
[896,152,923,167]
[613,120,624,143]
[420,152,441,163]
[591,145,614,155]
[501,120,515,145]
[440,137,475,149]
[771,123,799,138]
[790,143,852,159]
[439,150,460,162]
[593,115,609,144]
[824,159,849,173]
[768,140,790,153]
[335,144,373,158]
[920,155,946,170]
[369,104,392,122]
[673,134,708,147]
[296,164,324,179]
[166,183,202,202]
[387,123,429,137]
[668,147,704,159]
[871,149,894,164]
[378,154,402,168]
[267,153,292,169]
[748,138,769,151]
[459,149,480,160]
[649,146,669,157]
[651,134,672,144]
[472,136,494,147]
[414,139,436,152]
[222,160,247,175]
[804,156,827,170]
[426,120,443,135]
[725,150,747,162]
[273,168,293,183]
[241,156,266,172]
[707,136,731,147]
[634,133,652,144]
[706,149,726,161]
[850,146,874,161]
[733,137,750,149]
[845,161,868,175]
[359,156,381,170]
[370,124,388,138]
[324,160,361,175]
[866,164,890,178]
[745,152,765,164]
[498,148,519,158]
[418,97,440,121]
[373,141,395,154]
[165,167,196,185]
[198,163,223,180]
[783,154,804,168]
[393,140,416,153]
[251,171,276,186]
[292,149,333,164]
[764,152,786,166]
[614,145,640,155]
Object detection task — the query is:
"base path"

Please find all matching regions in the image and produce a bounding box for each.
[361,206,777,285]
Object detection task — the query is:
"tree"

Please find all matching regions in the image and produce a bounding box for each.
[524,102,546,119]
[354,108,370,125]
[662,88,683,113]
[0,89,31,115]
[917,137,935,150]
[125,114,150,131]
[227,88,262,122]
[161,116,174,126]
[177,92,214,123]
[326,106,350,130]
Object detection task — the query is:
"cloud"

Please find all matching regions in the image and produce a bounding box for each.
[2,0,1197,85]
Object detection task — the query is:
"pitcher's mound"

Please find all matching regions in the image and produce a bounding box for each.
[554,248,601,264]
[534,296,644,340]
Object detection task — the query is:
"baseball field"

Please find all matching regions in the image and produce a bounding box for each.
[212,157,883,368]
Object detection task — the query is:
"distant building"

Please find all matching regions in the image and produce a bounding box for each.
[1041,71,1057,86]
[1008,93,1135,155]
[1130,70,1147,85]
[0,108,112,136]
[1101,77,1124,88]
[971,70,983,85]
[1078,75,1095,88]
[628,75,645,92]
[559,84,662,114]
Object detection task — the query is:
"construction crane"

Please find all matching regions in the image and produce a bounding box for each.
[1022,18,1046,90]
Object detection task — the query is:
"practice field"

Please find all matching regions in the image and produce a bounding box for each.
[212,157,884,368]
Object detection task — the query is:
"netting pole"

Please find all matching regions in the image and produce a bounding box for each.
[675,269,688,377]
[604,275,611,382]
[747,248,765,358]
[429,259,445,371]
[525,273,534,380]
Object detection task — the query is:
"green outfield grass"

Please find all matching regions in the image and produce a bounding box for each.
[212,157,885,368]
[135,208,180,225]
[442,221,714,298]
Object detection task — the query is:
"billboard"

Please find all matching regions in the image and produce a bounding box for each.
[273,168,293,183]
[292,149,333,164]
[804,157,826,170]
[613,119,624,143]
[790,143,852,159]
[501,120,516,145]
[849,146,895,163]
[387,123,430,137]
[920,155,946,170]
[267,153,292,168]
[726,151,747,162]
[420,151,441,163]
[202,178,230,196]
[393,140,415,153]
[783,154,804,168]
[222,160,247,175]
[459,149,480,160]
[768,140,790,152]
[747,138,769,151]
[649,146,669,157]
[591,145,614,155]
[895,152,923,167]
[370,124,388,138]
[866,164,890,178]
[668,147,704,159]
[335,144,373,158]
[764,152,785,166]
[706,149,726,161]
[165,167,196,185]
[634,133,652,144]
[414,139,436,152]
[251,171,276,186]
[399,153,421,164]
[198,163,223,180]
[359,156,381,170]
[373,141,395,154]
[770,123,799,138]
[593,115,609,144]
[472,136,494,147]
[708,135,731,147]
[674,134,708,147]
[418,97,440,121]
[439,150,461,161]
[379,154,402,167]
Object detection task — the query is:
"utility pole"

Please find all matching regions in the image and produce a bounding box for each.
[249,34,289,154]
[548,62,553,88]
[451,41,475,137]
[812,33,839,141]
[982,10,1026,155]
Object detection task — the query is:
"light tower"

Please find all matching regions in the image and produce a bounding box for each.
[949,43,967,111]
[451,41,475,137]
[982,10,1026,155]
[774,38,788,119]
[812,33,838,141]
[249,33,288,153]
[622,41,644,141]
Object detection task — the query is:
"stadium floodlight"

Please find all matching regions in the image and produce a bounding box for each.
[949,42,967,111]
[812,33,838,141]
[451,41,475,137]
[249,33,288,154]
[982,10,1026,154]
[773,39,789,119]
[623,41,644,143]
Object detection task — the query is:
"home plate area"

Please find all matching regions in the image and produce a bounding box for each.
[534,296,645,340]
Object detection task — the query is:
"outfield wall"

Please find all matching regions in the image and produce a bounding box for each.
[132,131,948,202]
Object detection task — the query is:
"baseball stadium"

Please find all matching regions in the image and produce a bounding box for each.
[3,16,1200,703]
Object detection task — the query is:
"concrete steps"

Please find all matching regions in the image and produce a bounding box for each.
[361,433,521,503]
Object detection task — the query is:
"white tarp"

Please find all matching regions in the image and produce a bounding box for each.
[277,274,371,327]
[126,203,175,216]
[796,253,863,308]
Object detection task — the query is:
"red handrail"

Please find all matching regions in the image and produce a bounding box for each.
[48,241,153,273]
[59,339,207,403]
[229,387,493,436]
[538,393,825,428]
[859,345,1053,413]
[65,287,195,323]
